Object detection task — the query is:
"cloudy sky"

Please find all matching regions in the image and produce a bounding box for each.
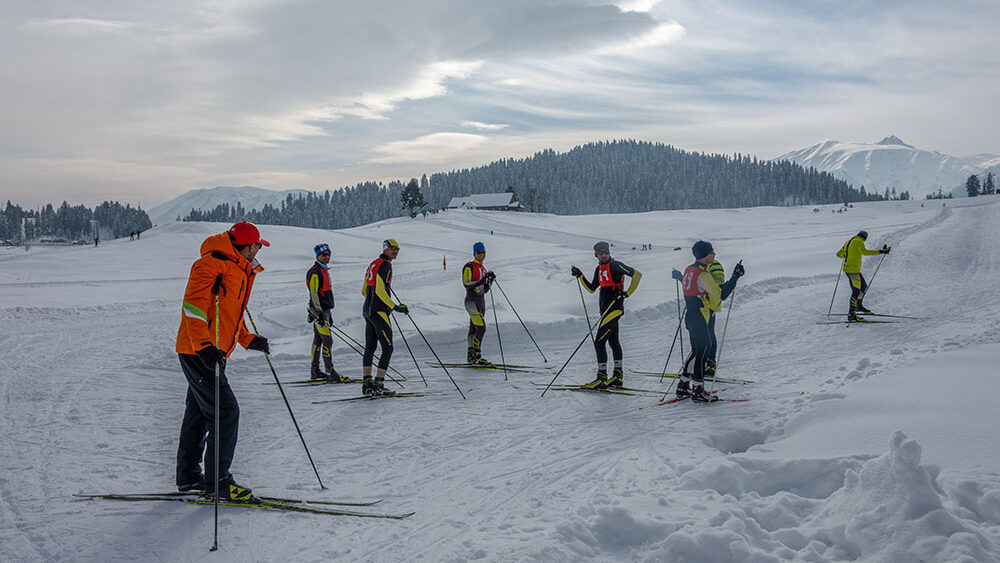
[2,0,998,207]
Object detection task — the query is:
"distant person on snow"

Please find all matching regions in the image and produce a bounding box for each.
[571,241,642,390]
[174,221,271,503]
[836,230,890,321]
[307,243,348,382]
[361,238,408,396]
[463,241,496,365]
[672,240,743,402]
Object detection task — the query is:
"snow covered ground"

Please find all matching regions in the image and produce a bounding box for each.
[2,197,999,562]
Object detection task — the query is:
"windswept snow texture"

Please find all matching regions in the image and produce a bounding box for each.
[2,197,1000,562]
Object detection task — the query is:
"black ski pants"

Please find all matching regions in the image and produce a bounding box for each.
[465,293,486,349]
[363,313,393,370]
[594,309,623,364]
[846,273,868,311]
[684,309,717,384]
[312,310,334,369]
[176,353,239,488]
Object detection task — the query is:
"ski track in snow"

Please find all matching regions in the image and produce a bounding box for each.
[2,199,1000,562]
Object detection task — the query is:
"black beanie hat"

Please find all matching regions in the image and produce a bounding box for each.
[857,230,868,239]
[594,241,611,253]
[692,240,714,259]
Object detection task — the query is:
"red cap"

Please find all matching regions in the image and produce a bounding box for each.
[228,222,270,247]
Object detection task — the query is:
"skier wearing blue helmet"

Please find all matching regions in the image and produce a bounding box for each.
[463,241,495,364]
[306,242,348,382]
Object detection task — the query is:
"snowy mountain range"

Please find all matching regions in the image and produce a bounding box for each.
[776,136,1000,198]
[147,185,307,226]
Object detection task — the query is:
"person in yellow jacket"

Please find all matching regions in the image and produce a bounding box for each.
[836,230,890,320]
[175,222,271,503]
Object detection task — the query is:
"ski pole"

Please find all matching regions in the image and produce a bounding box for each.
[493,280,547,362]
[489,287,508,380]
[210,290,220,552]
[709,287,737,400]
[246,310,326,490]
[827,254,847,317]
[676,278,684,372]
[391,290,467,400]
[327,322,405,387]
[540,295,622,397]
[659,305,685,385]
[389,313,428,388]
[577,277,595,344]
[861,249,889,301]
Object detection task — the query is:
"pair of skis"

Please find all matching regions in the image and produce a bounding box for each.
[818,312,926,325]
[426,361,550,373]
[74,491,414,519]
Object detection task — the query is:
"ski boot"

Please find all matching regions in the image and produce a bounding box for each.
[325,367,351,383]
[675,380,691,398]
[691,384,719,403]
[582,370,609,390]
[847,311,861,322]
[371,380,395,397]
[310,364,326,380]
[856,302,873,314]
[177,474,207,493]
[362,377,373,396]
[215,477,260,504]
[606,367,624,388]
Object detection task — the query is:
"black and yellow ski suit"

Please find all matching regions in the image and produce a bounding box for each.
[682,260,725,377]
[306,261,335,372]
[462,259,491,354]
[361,254,398,370]
[682,261,738,383]
[579,259,642,364]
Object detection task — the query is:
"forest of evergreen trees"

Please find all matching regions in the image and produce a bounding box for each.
[0,200,152,243]
[184,140,881,229]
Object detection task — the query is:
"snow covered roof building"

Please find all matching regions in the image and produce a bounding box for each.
[446,193,522,211]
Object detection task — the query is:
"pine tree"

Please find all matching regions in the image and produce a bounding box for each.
[400,178,427,217]
[966,174,981,197]
[984,172,996,195]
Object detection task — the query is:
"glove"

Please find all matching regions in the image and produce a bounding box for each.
[485,271,496,283]
[394,304,410,315]
[570,266,583,278]
[306,307,317,324]
[196,345,225,367]
[671,269,683,282]
[732,262,745,280]
[879,245,891,254]
[248,335,270,354]
[615,289,629,301]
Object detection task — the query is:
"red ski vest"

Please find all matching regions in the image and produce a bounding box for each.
[465,261,487,282]
[682,264,707,297]
[365,257,392,286]
[597,262,624,289]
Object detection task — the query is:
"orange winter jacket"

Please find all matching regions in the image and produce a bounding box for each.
[176,232,263,358]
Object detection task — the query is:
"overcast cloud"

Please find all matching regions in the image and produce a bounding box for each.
[1,0,997,207]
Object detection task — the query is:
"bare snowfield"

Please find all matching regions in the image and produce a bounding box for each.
[2,197,999,562]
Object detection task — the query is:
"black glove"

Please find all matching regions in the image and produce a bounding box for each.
[485,271,496,283]
[394,304,410,315]
[196,345,225,367]
[307,307,317,324]
[671,269,683,282]
[248,335,270,354]
[879,245,891,254]
[732,262,745,280]
[570,266,583,278]
[615,289,629,301]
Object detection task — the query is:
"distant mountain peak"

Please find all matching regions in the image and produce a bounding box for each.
[876,135,913,148]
